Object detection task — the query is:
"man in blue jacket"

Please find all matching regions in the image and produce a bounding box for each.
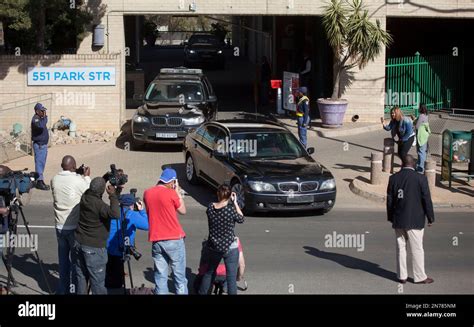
[31,103,50,190]
[105,193,149,289]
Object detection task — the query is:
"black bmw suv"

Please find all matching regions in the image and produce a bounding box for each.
[183,119,337,215]
[184,33,226,69]
[131,67,218,149]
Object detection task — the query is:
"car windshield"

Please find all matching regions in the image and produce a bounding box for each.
[189,35,220,45]
[145,81,204,102]
[229,131,307,160]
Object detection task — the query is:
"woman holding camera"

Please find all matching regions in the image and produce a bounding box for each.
[198,185,244,295]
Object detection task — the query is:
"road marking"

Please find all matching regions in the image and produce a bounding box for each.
[18,225,55,229]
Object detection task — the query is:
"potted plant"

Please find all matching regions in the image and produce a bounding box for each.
[319,0,392,127]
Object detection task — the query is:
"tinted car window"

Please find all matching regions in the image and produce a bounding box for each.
[214,129,228,153]
[145,81,204,102]
[201,125,219,148]
[230,131,306,159]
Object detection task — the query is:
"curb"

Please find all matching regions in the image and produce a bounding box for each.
[349,178,474,209]
[275,118,381,138]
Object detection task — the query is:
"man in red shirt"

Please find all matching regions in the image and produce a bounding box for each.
[144,168,187,294]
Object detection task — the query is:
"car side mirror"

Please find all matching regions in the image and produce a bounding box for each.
[133,94,144,101]
[307,147,315,155]
[184,41,188,46]
[209,95,217,102]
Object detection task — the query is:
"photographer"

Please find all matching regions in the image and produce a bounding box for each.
[73,177,120,295]
[50,156,91,294]
[144,168,187,295]
[105,194,148,290]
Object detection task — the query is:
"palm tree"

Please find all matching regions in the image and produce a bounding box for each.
[322,0,392,99]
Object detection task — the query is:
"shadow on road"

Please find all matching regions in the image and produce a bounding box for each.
[303,246,399,283]
[3,253,58,294]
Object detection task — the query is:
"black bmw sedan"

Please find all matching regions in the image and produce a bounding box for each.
[183,119,336,214]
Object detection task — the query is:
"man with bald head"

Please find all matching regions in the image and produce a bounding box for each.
[51,155,91,294]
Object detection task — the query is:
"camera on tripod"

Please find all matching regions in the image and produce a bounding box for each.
[127,245,142,261]
[103,164,128,188]
[0,170,38,204]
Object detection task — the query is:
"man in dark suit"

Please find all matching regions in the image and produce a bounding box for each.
[387,155,435,284]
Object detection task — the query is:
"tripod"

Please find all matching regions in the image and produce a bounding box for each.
[1,197,51,294]
[118,205,134,295]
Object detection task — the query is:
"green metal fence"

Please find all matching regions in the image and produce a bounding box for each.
[385,52,464,116]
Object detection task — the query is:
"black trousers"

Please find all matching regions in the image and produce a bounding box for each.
[105,254,124,289]
[398,135,415,160]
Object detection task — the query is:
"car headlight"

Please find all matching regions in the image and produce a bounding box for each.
[319,178,336,191]
[188,49,196,54]
[183,116,205,125]
[217,50,223,54]
[248,181,276,192]
[133,115,150,124]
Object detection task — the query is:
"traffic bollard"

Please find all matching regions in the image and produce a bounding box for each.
[383,138,394,173]
[371,152,383,185]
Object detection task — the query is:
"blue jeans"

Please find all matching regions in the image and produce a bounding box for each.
[416,142,428,173]
[198,247,239,295]
[56,229,76,294]
[297,116,310,148]
[72,241,108,295]
[33,143,48,181]
[152,239,188,295]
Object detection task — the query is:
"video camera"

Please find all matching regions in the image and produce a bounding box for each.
[0,170,38,199]
[103,164,128,188]
[75,164,87,175]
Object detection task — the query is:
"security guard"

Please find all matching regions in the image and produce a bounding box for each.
[296,87,310,149]
[31,103,50,190]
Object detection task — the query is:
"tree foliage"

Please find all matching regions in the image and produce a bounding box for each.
[322,0,393,99]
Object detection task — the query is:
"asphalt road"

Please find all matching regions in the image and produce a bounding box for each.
[1,203,472,295]
[2,115,472,295]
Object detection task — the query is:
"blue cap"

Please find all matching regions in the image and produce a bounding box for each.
[34,103,47,111]
[159,168,177,184]
[297,87,308,95]
[119,194,135,207]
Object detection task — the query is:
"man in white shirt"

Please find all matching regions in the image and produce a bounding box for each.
[51,156,91,294]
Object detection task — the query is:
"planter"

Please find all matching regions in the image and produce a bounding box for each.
[317,98,349,128]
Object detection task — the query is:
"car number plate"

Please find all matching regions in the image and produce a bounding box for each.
[156,133,177,138]
[287,195,314,203]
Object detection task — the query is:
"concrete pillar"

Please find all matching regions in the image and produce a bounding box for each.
[425,160,437,191]
[371,152,383,185]
[383,138,395,173]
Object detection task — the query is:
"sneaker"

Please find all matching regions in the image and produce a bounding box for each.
[35,180,50,191]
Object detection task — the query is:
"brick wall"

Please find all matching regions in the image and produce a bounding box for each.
[0,54,122,132]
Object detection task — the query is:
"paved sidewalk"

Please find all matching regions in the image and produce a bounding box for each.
[350,170,474,208]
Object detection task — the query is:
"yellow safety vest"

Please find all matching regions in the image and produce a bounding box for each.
[296,96,309,117]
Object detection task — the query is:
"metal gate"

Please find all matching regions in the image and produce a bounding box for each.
[385,52,464,116]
